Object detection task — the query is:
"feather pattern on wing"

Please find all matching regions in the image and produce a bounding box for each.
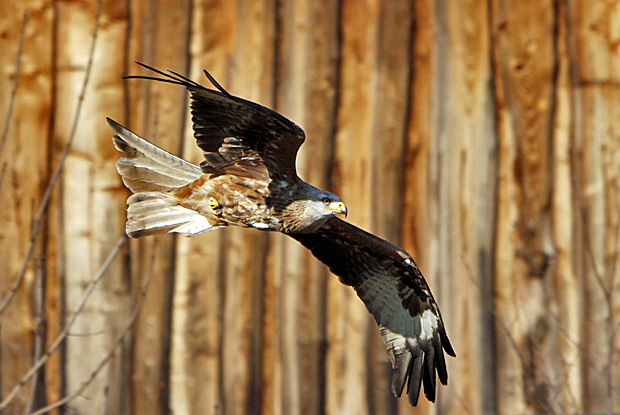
[124,63,304,186]
[290,217,455,405]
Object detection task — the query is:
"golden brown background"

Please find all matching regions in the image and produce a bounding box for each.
[1,0,619,414]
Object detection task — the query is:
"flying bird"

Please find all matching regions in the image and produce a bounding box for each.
[108,63,455,406]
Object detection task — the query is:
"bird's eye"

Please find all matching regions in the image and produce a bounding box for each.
[322,198,331,205]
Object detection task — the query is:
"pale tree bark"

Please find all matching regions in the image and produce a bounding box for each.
[261,1,339,414]
[367,1,413,413]
[434,1,497,414]
[1,1,619,414]
[122,1,192,414]
[55,0,132,413]
[548,1,583,411]
[209,3,277,415]
[0,1,53,412]
[169,1,235,413]
[326,1,380,414]
[572,1,620,413]
[491,0,558,413]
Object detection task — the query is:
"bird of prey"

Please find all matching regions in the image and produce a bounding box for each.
[109,63,455,406]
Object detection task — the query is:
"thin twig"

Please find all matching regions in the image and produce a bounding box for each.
[582,220,608,296]
[547,309,606,378]
[0,236,127,411]
[0,9,28,156]
[65,330,107,337]
[24,257,46,415]
[29,239,156,415]
[573,165,607,298]
[569,157,608,297]
[0,0,102,316]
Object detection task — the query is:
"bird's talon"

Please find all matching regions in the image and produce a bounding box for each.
[209,197,221,213]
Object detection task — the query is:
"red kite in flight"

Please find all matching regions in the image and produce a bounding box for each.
[109,64,454,405]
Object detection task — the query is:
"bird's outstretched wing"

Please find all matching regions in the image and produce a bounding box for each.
[290,217,455,406]
[125,63,305,185]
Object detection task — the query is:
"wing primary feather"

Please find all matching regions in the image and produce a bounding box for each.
[392,363,409,398]
[122,75,186,86]
[167,69,203,88]
[422,347,436,402]
[290,217,454,407]
[136,61,195,85]
[124,62,202,89]
[441,326,456,357]
[127,62,233,101]
[407,351,424,406]
[135,61,168,76]
[435,337,449,385]
[203,69,233,97]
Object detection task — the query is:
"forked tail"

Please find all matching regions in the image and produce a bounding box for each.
[108,118,216,237]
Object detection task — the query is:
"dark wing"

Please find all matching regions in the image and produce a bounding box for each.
[125,63,305,185]
[290,217,455,406]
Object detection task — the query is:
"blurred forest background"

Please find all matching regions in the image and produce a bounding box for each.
[1,0,619,414]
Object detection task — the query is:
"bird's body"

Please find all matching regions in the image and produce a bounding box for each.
[112,122,346,236]
[109,63,454,406]
[182,175,346,233]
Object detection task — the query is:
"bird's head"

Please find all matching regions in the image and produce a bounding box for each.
[282,181,348,233]
[317,192,348,218]
[300,182,347,219]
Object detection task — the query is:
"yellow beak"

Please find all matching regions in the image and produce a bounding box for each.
[334,201,348,217]
[326,201,347,217]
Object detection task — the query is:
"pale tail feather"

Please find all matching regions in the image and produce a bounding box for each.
[108,117,201,192]
[108,118,218,237]
[125,193,217,238]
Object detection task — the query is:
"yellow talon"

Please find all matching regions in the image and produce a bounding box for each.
[209,197,222,212]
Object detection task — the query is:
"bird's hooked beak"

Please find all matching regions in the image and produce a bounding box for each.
[330,201,347,218]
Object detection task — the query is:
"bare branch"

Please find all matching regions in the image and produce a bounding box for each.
[0,0,102,316]
[0,9,28,156]
[571,167,607,297]
[29,240,157,415]
[65,330,107,337]
[547,309,605,378]
[0,236,127,411]
[24,257,46,415]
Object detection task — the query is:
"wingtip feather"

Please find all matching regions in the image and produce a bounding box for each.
[391,354,411,398]
[203,69,233,97]
[422,347,436,403]
[407,352,424,406]
[107,117,123,134]
[435,337,449,385]
[440,325,456,357]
